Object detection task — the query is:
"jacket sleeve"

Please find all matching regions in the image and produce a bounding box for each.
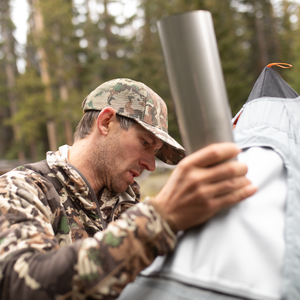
[0,171,176,300]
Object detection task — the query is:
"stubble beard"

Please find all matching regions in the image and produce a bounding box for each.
[92,131,129,193]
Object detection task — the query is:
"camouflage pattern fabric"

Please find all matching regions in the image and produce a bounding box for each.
[82,78,185,165]
[0,150,176,299]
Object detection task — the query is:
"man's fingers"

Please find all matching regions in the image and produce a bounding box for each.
[182,143,241,168]
[206,160,248,183]
[213,183,257,209]
[185,160,248,188]
[198,176,252,199]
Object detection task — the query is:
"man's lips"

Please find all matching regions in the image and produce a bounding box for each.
[129,170,140,178]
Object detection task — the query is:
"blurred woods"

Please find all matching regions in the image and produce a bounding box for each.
[0,0,300,161]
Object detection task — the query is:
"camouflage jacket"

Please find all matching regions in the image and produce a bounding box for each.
[0,149,176,300]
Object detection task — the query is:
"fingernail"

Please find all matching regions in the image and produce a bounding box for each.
[246,185,258,194]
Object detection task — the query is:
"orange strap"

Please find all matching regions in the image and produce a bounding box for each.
[232,111,243,130]
[267,62,292,69]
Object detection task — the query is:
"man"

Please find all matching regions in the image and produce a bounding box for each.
[0,78,256,299]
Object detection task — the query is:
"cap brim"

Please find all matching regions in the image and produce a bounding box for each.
[135,119,186,165]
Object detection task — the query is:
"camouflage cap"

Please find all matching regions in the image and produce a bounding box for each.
[83,78,185,165]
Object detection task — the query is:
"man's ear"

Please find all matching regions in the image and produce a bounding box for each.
[96,108,117,136]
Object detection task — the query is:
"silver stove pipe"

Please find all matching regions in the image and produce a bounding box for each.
[157,10,234,155]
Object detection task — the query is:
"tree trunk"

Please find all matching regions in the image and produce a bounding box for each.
[255,15,269,70]
[0,0,25,161]
[60,83,73,145]
[31,0,57,151]
[53,25,73,146]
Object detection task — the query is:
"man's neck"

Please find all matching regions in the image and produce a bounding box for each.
[69,139,104,195]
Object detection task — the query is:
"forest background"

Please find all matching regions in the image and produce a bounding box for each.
[0,0,300,163]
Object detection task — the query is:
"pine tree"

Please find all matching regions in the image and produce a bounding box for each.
[26,0,83,148]
[29,0,57,151]
[285,1,300,93]
[0,0,25,160]
[74,0,141,92]
[14,67,47,160]
[203,0,255,114]
[39,0,79,145]
[238,0,281,74]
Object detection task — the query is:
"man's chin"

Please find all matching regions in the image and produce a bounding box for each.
[109,182,132,194]
[109,173,135,193]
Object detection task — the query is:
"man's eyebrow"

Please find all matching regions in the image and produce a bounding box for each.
[148,132,163,148]
[144,131,158,144]
[145,132,155,143]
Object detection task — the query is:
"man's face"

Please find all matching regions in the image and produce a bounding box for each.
[93,121,163,193]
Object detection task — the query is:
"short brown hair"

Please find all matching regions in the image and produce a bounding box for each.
[74,110,136,141]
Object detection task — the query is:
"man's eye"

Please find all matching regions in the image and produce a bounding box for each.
[143,140,149,147]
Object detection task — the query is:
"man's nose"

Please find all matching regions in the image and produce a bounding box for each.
[140,154,156,172]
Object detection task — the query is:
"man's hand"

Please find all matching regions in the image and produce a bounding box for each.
[151,143,257,233]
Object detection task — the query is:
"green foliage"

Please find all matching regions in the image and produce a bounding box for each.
[284,1,300,93]
[9,68,47,153]
[0,0,22,158]
[1,0,300,160]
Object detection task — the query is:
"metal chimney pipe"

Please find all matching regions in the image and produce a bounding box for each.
[157,10,234,155]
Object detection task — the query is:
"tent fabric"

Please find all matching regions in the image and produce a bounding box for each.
[119,146,286,300]
[246,66,299,102]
